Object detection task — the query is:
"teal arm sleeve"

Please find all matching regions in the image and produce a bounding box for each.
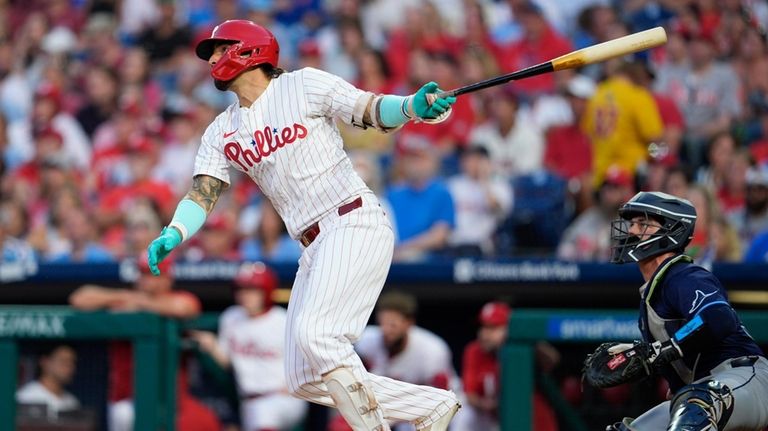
[379,95,413,127]
[168,199,208,242]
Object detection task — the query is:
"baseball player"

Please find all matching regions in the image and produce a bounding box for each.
[601,191,768,430]
[191,262,307,431]
[451,302,559,431]
[354,291,459,431]
[147,20,460,431]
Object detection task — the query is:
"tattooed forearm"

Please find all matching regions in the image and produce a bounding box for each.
[184,175,226,214]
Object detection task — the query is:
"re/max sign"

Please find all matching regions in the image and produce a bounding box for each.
[0,314,66,337]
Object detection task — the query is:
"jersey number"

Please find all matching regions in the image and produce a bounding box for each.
[594,105,618,139]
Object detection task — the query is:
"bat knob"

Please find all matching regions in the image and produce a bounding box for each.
[426,90,451,106]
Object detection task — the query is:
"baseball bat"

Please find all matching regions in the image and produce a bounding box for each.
[431,26,667,101]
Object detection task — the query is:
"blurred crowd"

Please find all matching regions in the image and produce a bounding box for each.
[2,0,768,266]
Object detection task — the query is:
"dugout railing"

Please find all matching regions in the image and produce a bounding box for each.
[3,306,767,431]
[501,309,768,431]
[0,306,180,431]
[0,307,305,431]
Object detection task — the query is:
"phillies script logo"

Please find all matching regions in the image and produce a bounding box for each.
[224,123,308,170]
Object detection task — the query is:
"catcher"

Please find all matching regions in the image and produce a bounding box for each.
[583,191,768,430]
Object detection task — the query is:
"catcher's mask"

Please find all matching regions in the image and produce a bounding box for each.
[610,191,697,264]
[195,19,279,82]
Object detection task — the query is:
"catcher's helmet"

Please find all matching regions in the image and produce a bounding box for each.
[195,20,279,82]
[233,262,278,308]
[610,191,697,263]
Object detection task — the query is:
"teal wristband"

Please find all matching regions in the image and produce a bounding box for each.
[168,199,207,242]
[379,95,413,127]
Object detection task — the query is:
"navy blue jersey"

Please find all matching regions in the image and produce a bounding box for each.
[638,256,763,391]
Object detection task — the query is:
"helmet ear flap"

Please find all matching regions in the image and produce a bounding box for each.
[211,42,249,81]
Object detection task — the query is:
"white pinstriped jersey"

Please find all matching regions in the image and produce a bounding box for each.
[193,67,370,238]
[355,326,458,389]
[218,306,288,395]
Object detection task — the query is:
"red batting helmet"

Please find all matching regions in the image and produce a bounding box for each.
[479,302,511,327]
[234,262,278,309]
[195,20,279,82]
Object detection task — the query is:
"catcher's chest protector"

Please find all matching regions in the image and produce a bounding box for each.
[640,255,697,384]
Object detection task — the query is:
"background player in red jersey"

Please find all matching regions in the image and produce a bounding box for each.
[69,254,219,431]
[453,302,559,431]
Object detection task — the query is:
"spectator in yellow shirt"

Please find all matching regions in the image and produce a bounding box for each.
[583,59,663,187]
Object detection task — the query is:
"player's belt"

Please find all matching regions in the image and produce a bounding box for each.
[299,196,363,247]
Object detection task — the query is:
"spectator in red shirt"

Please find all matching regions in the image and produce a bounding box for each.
[13,127,61,177]
[397,50,476,155]
[453,301,559,431]
[718,148,752,219]
[43,0,85,32]
[384,3,461,87]
[297,38,323,70]
[90,107,147,190]
[68,253,219,431]
[458,1,503,70]
[495,2,573,97]
[626,60,686,163]
[544,74,596,213]
[95,136,176,249]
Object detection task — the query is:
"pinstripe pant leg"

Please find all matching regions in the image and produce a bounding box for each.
[284,204,455,425]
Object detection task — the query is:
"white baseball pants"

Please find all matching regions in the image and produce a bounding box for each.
[284,193,457,428]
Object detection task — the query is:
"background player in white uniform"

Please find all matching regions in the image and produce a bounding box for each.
[355,291,460,431]
[191,262,307,431]
[147,20,460,431]
[16,344,80,417]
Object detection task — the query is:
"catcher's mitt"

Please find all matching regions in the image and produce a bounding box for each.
[582,341,653,389]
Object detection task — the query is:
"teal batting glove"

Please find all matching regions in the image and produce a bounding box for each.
[412,82,457,120]
[147,227,181,275]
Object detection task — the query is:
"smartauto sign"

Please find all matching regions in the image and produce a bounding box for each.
[547,316,640,340]
[0,313,67,337]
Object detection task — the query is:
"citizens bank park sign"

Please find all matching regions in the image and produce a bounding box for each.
[453,259,581,283]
